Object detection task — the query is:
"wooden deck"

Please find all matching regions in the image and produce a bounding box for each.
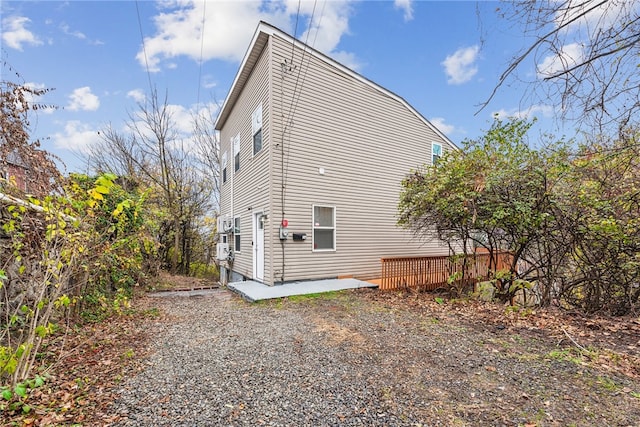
[380,252,511,291]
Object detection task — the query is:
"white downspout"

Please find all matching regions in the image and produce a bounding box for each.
[230,138,234,224]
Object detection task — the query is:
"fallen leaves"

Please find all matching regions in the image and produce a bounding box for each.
[1,298,156,426]
[362,289,640,380]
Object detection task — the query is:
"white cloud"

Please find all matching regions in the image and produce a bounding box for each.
[429,117,455,135]
[23,82,56,115]
[169,102,221,137]
[492,104,555,120]
[68,87,100,111]
[330,50,361,71]
[127,89,146,103]
[167,104,197,135]
[537,42,584,79]
[202,76,217,89]
[52,121,102,153]
[60,23,86,40]
[442,45,480,85]
[138,1,277,71]
[297,0,353,53]
[137,0,356,72]
[57,22,104,45]
[129,101,220,151]
[24,81,46,92]
[1,16,43,50]
[394,0,414,22]
[554,0,626,34]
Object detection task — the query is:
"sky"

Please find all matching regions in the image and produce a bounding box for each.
[2,0,578,173]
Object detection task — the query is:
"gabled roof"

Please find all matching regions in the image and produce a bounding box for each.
[1,147,27,168]
[214,23,271,131]
[214,21,456,149]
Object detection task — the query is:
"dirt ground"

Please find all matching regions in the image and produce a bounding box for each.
[4,277,640,426]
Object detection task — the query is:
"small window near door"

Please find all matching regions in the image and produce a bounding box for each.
[432,142,442,165]
[252,104,263,155]
[312,205,335,251]
[234,216,241,252]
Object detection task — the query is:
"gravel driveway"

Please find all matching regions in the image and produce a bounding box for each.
[111,288,640,426]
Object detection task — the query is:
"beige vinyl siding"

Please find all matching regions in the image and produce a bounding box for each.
[267,34,452,283]
[219,40,272,282]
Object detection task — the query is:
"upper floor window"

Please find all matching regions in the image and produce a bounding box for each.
[221,152,228,184]
[233,134,241,173]
[313,205,335,251]
[252,104,263,155]
[432,142,442,165]
[234,216,241,252]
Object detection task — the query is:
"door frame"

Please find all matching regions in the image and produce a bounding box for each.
[253,211,265,282]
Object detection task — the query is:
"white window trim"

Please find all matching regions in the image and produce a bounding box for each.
[251,104,263,156]
[251,104,262,134]
[233,133,241,173]
[312,205,336,252]
[234,216,242,253]
[432,142,442,165]
[221,151,228,184]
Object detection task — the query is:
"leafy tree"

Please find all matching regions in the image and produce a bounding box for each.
[399,118,569,302]
[86,89,215,275]
[400,117,640,314]
[64,174,156,310]
[555,128,640,313]
[0,173,149,387]
[1,65,156,388]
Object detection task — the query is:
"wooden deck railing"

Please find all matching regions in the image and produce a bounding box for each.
[380,252,512,291]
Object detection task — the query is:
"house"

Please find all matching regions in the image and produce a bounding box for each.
[0,150,31,193]
[215,21,457,286]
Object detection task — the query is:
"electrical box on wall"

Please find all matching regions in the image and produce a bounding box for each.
[216,242,229,260]
[292,233,307,241]
[279,219,289,240]
[279,225,288,240]
[217,215,233,233]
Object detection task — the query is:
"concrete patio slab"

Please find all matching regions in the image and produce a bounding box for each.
[227,278,378,302]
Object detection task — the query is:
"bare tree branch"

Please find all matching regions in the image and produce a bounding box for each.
[480,0,640,131]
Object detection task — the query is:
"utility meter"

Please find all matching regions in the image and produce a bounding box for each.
[279,219,289,240]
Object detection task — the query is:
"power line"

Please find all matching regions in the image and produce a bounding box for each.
[289,0,302,64]
[282,0,321,187]
[286,0,326,129]
[196,0,207,106]
[278,0,324,283]
[283,0,319,134]
[135,0,154,95]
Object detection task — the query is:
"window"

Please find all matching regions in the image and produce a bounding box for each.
[222,152,228,184]
[234,216,241,252]
[233,134,240,173]
[432,142,442,165]
[252,104,263,155]
[313,205,335,251]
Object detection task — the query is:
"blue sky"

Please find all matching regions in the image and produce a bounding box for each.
[2,0,573,172]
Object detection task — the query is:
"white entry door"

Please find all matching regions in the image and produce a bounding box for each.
[253,212,265,281]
